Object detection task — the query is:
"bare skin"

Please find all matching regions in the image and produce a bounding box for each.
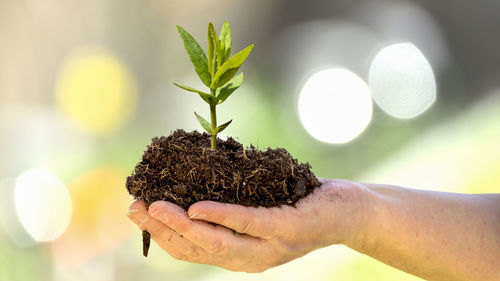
[127,179,500,280]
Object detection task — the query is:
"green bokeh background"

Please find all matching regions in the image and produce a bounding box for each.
[1,1,499,280]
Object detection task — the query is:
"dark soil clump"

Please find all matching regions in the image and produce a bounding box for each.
[126,129,321,256]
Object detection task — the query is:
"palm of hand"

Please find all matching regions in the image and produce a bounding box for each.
[127,179,366,272]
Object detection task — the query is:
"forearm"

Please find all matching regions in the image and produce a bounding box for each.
[347,183,500,281]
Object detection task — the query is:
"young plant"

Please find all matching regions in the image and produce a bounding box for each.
[174,21,254,150]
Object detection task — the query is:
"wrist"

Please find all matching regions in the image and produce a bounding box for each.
[342,182,388,253]
[318,179,376,248]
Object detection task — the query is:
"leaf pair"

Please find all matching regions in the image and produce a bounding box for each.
[176,22,253,90]
[194,112,232,134]
[211,44,253,89]
[174,72,244,106]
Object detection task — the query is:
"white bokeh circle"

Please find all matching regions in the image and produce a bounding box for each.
[369,42,436,119]
[15,169,72,242]
[298,68,373,144]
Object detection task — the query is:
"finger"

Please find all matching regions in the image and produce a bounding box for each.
[148,201,277,271]
[126,200,150,229]
[187,201,280,238]
[127,200,175,236]
[148,201,270,270]
[149,201,253,255]
[127,201,206,261]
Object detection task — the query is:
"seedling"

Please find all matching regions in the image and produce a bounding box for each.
[127,21,320,258]
[174,21,254,150]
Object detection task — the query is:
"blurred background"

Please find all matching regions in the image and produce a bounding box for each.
[1,0,499,280]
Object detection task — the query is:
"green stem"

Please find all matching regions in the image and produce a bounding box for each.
[210,89,217,150]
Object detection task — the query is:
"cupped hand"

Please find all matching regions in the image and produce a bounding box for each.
[126,179,370,273]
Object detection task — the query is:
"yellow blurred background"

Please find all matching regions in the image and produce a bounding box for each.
[0,0,499,280]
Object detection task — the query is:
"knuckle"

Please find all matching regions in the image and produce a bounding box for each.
[214,211,227,225]
[185,246,203,260]
[271,238,298,258]
[146,222,165,236]
[206,239,226,255]
[240,219,254,234]
[173,221,191,235]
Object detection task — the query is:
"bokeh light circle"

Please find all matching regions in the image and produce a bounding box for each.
[55,46,138,135]
[14,169,72,242]
[369,42,436,119]
[298,68,373,144]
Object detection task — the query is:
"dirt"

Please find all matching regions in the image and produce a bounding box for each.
[126,130,321,256]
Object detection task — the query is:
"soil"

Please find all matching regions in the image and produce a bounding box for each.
[126,129,321,256]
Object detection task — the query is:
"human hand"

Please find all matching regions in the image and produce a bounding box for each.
[126,179,370,273]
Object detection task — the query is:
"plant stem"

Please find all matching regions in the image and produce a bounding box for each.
[210,89,217,150]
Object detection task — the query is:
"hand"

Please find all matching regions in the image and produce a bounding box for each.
[126,179,370,273]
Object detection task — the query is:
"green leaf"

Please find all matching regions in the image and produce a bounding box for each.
[217,41,225,68]
[173,83,217,105]
[222,46,232,63]
[216,68,239,90]
[219,21,231,48]
[216,73,244,104]
[176,25,211,87]
[219,20,232,63]
[207,23,218,76]
[211,44,254,88]
[194,112,212,133]
[216,119,232,133]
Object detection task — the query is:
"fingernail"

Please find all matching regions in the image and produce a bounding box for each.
[126,209,141,217]
[151,209,161,217]
[189,212,205,220]
[126,209,148,227]
[151,209,168,223]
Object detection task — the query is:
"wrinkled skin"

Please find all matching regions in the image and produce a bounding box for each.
[126,179,369,273]
[127,178,500,280]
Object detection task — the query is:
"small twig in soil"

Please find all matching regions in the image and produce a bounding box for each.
[142,230,151,257]
[261,187,276,202]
